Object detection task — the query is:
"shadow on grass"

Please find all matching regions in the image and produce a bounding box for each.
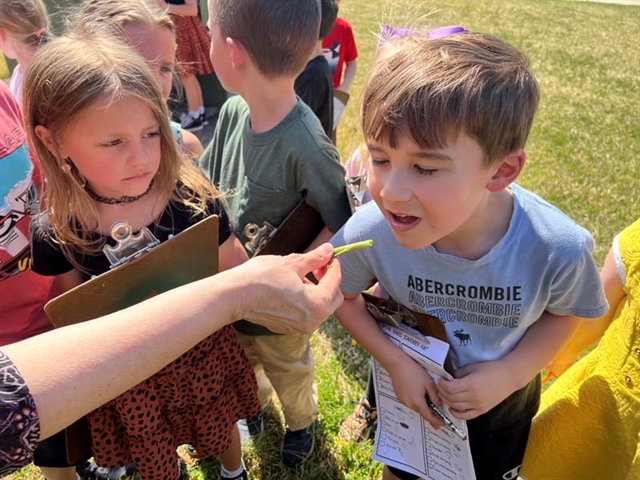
[191,404,347,480]
[318,316,371,392]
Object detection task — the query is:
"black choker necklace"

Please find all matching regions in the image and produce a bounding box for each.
[85,179,155,205]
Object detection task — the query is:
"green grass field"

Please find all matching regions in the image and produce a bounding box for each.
[9,0,639,479]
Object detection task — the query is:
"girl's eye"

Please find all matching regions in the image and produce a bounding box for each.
[370,158,388,166]
[102,139,122,147]
[160,66,173,74]
[144,131,161,139]
[414,165,438,176]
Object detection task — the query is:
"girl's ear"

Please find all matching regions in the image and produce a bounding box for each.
[486,149,526,192]
[34,125,60,157]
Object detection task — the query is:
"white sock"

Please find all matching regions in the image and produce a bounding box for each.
[188,110,200,118]
[221,459,245,478]
[198,106,205,115]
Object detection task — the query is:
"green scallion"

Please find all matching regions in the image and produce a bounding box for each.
[333,239,374,256]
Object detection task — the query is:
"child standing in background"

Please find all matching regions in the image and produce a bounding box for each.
[25,35,258,480]
[521,218,640,480]
[295,0,339,139]
[155,0,214,132]
[0,0,50,106]
[201,0,351,467]
[331,33,607,480]
[322,0,357,137]
[75,0,204,158]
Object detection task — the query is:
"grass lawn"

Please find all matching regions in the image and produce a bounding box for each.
[9,0,638,479]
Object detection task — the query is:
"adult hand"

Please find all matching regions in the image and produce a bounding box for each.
[437,360,519,420]
[388,355,444,429]
[234,243,344,334]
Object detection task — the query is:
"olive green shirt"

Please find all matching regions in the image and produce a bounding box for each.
[200,95,351,334]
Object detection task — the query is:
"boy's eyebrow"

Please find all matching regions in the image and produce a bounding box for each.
[410,151,453,162]
[367,144,452,161]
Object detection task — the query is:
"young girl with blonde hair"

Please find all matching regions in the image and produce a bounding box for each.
[74,0,204,157]
[0,0,50,106]
[24,35,258,480]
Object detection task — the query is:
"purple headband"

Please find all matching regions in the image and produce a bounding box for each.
[377,25,469,55]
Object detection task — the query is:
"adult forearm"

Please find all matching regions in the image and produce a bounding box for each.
[2,244,341,440]
[2,272,239,440]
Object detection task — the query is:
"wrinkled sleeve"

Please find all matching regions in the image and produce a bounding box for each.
[296,144,351,234]
[547,236,608,319]
[0,351,40,476]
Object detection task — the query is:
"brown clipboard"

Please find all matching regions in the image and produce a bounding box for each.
[363,293,455,376]
[234,201,325,336]
[43,215,219,464]
[253,201,325,257]
[333,89,350,107]
[45,215,219,328]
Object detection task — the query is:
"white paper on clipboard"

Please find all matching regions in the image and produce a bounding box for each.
[372,323,476,480]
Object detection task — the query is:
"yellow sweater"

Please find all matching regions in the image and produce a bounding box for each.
[521,219,640,480]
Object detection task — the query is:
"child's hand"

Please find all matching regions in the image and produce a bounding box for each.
[388,356,445,429]
[436,360,518,420]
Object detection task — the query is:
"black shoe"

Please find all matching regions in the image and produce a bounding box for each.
[281,423,316,467]
[78,461,136,480]
[198,113,209,126]
[180,113,203,132]
[221,469,248,480]
[245,411,265,440]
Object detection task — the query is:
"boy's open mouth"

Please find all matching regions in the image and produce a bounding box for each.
[391,212,419,223]
[389,211,420,229]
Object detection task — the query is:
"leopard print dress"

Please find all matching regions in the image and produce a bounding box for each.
[31,196,260,479]
[89,325,259,479]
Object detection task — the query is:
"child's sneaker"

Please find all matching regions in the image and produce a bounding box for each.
[338,397,377,442]
[221,469,249,480]
[244,411,265,441]
[281,422,316,467]
[179,112,203,132]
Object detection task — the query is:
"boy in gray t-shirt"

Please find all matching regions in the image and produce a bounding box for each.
[331,33,607,480]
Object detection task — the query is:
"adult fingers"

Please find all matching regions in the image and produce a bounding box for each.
[288,243,335,277]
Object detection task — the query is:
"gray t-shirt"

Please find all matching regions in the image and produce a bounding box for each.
[331,184,608,370]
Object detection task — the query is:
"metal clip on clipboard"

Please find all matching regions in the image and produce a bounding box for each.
[103,221,161,268]
[244,221,276,255]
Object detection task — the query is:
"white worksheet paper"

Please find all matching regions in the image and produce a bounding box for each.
[372,323,476,480]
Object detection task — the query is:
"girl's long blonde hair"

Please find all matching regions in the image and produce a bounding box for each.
[23,35,220,265]
[0,0,50,47]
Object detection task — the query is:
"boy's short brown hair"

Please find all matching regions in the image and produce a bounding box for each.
[211,0,320,78]
[362,33,540,165]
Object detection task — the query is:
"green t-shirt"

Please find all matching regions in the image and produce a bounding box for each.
[201,96,350,243]
[200,95,351,334]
